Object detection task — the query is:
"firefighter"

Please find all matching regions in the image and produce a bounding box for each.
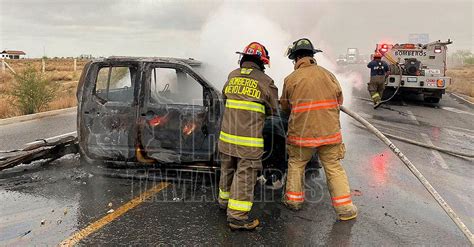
[217,42,279,230]
[367,52,390,109]
[280,38,357,221]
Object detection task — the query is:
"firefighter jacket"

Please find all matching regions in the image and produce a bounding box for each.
[280,57,343,147]
[218,61,279,159]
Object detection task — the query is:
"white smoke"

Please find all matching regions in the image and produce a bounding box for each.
[193,2,364,106]
[196,5,292,91]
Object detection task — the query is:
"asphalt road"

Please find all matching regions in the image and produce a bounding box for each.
[1,66,473,245]
[0,109,77,151]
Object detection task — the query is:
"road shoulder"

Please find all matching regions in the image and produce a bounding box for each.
[0,107,77,126]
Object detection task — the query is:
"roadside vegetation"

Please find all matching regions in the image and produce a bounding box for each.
[0,56,471,119]
[446,65,474,101]
[446,50,474,101]
[11,65,56,114]
[0,59,88,119]
[449,50,474,66]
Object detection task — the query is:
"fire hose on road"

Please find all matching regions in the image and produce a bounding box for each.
[341,105,474,245]
[349,121,474,159]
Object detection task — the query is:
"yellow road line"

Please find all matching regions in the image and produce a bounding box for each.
[60,182,170,246]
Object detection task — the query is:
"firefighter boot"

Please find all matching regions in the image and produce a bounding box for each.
[228,218,260,230]
[371,93,382,109]
[281,196,303,211]
[374,100,382,109]
[337,204,358,221]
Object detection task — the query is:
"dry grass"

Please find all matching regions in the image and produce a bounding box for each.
[446,65,474,101]
[7,59,89,72]
[0,58,87,119]
[48,93,77,110]
[0,96,20,118]
[50,71,74,81]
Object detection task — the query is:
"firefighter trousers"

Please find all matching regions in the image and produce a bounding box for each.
[284,143,356,215]
[368,75,386,103]
[218,152,262,221]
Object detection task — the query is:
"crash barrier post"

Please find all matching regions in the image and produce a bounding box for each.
[341,105,474,245]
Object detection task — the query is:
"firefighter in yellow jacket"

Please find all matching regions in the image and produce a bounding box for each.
[280,38,357,221]
[218,42,279,230]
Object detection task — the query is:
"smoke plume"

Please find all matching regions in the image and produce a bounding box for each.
[194,2,364,106]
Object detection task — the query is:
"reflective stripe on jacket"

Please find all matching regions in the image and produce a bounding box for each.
[219,131,264,148]
[292,99,339,113]
[281,57,343,147]
[218,61,279,159]
[287,132,342,147]
[225,99,265,114]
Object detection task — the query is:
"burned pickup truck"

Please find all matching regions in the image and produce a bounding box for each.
[76,57,317,173]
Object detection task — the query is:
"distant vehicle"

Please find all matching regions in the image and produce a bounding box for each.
[337,48,365,65]
[76,57,319,179]
[336,55,347,65]
[375,40,452,103]
[346,48,359,64]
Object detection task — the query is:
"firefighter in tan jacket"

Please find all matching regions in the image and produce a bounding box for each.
[218,42,279,230]
[281,38,357,221]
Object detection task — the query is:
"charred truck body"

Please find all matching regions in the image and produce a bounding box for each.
[375,40,452,103]
[76,57,317,174]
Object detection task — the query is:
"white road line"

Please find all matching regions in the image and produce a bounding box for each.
[406,110,420,125]
[440,106,474,116]
[450,92,474,106]
[420,133,449,169]
[405,109,448,169]
[25,131,77,146]
[445,127,474,137]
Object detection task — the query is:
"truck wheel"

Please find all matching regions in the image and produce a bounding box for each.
[424,97,440,103]
[382,88,396,100]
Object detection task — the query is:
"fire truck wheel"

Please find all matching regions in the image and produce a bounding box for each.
[424,97,440,104]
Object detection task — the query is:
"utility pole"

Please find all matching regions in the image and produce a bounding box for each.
[42,58,45,74]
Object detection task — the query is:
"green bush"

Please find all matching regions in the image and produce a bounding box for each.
[10,65,56,114]
[464,57,474,65]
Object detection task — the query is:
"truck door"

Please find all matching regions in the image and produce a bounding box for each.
[138,63,220,164]
[78,61,140,161]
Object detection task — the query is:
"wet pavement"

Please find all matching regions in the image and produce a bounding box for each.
[0,109,76,151]
[1,66,473,245]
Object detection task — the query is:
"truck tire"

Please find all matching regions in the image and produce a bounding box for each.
[424,97,440,103]
[382,87,396,100]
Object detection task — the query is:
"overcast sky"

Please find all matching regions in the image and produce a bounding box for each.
[0,0,472,59]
